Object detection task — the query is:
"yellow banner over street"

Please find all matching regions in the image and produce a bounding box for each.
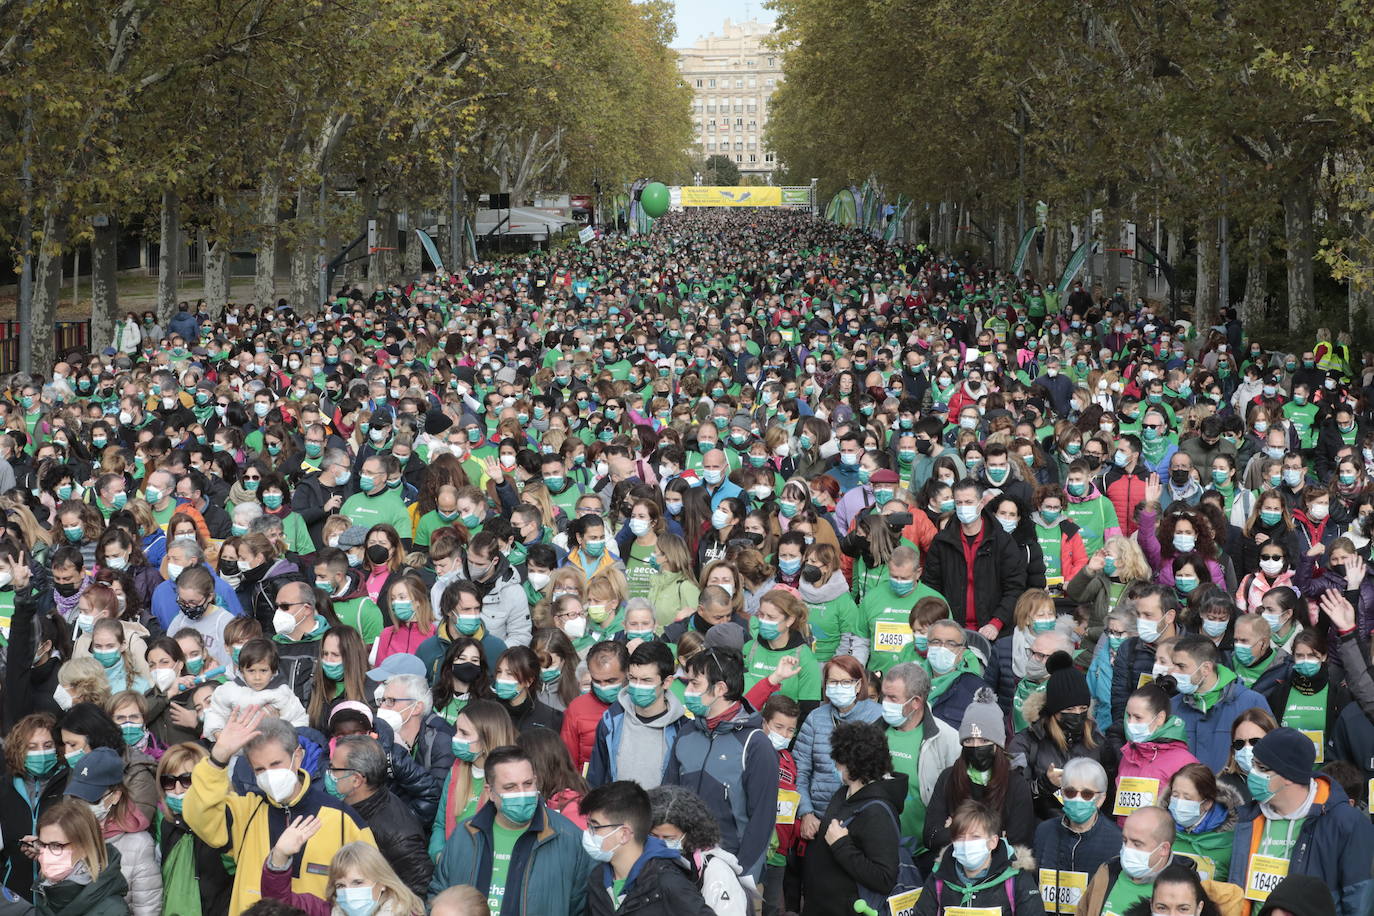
[680,186,783,207]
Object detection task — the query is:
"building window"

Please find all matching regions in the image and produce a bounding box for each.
[708,140,716,151]
[735,79,743,88]
[748,76,757,88]
[749,154,757,163]
[735,117,743,127]
[735,141,743,151]
[748,120,757,130]
[695,79,703,88]
[708,78,715,88]
[768,57,775,67]
[747,59,756,67]
[765,152,775,163]
[736,154,743,163]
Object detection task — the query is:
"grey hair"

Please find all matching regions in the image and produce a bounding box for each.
[885,661,931,701]
[624,597,654,616]
[387,674,433,716]
[323,447,350,470]
[1061,757,1108,794]
[336,735,387,789]
[245,716,298,757]
[249,515,284,537]
[169,539,205,563]
[278,580,317,611]
[648,784,720,853]
[1106,604,1138,634]
[232,501,263,525]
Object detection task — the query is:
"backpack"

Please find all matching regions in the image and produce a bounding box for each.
[842,798,923,913]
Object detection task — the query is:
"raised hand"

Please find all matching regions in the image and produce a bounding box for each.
[211,704,265,765]
[768,655,801,685]
[1346,554,1367,588]
[1320,590,1357,632]
[1144,474,1161,505]
[271,815,322,862]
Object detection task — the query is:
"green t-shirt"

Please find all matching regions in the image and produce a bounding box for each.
[1281,684,1327,761]
[1063,495,1118,556]
[1283,401,1320,449]
[624,542,658,599]
[414,509,458,548]
[1036,524,1065,586]
[335,595,383,646]
[886,725,928,852]
[488,820,524,916]
[805,593,857,663]
[1103,872,1153,916]
[744,639,820,701]
[859,581,941,674]
[341,490,413,538]
[152,500,177,530]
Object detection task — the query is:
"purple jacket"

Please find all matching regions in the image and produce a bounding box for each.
[1293,557,1374,637]
[1137,509,1225,586]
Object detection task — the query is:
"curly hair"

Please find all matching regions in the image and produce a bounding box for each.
[648,784,720,854]
[829,720,892,785]
[1156,509,1216,561]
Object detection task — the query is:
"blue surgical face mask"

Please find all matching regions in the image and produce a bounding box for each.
[1169,797,1203,828]
[1125,720,1153,744]
[1201,618,1227,638]
[1173,533,1196,553]
[826,683,857,708]
[927,645,958,675]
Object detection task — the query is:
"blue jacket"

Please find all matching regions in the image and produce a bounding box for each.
[1033,810,1122,882]
[665,703,778,882]
[1175,672,1271,770]
[1227,777,1374,916]
[587,694,684,788]
[1087,640,1115,732]
[429,800,593,916]
[151,566,243,629]
[930,672,991,730]
[793,698,884,819]
[703,478,743,510]
[167,310,200,341]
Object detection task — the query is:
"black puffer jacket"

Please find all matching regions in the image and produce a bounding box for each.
[921,521,1028,629]
[1009,690,1119,821]
[801,774,907,916]
[911,842,1043,916]
[1109,635,1159,721]
[351,787,434,896]
[585,842,717,916]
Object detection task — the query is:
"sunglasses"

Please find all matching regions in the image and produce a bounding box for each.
[160,773,194,791]
[1232,737,1262,751]
[1060,787,1100,801]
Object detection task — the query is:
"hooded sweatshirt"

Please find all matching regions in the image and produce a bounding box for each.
[591,689,687,790]
[1116,715,1200,824]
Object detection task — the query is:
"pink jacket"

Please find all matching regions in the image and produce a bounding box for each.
[374,623,434,663]
[1115,739,1200,824]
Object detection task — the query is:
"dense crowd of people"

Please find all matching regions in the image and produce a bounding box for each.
[0,207,1369,916]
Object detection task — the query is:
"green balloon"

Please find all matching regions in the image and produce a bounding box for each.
[640,182,670,218]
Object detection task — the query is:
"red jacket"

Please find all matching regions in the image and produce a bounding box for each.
[1104,466,1150,537]
[561,692,611,771]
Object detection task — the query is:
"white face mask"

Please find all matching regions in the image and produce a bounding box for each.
[152,668,178,691]
[53,684,73,710]
[272,608,298,637]
[255,766,299,804]
[563,617,587,640]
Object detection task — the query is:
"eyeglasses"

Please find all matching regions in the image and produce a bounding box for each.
[274,600,306,612]
[1061,787,1100,801]
[825,679,860,689]
[160,773,194,791]
[1232,737,1262,751]
[378,695,417,708]
[27,840,71,854]
[1259,554,1284,561]
[927,638,964,650]
[585,821,625,833]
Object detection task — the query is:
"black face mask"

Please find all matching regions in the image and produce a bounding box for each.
[915,439,933,455]
[451,662,482,684]
[54,581,80,598]
[1083,454,1103,471]
[801,564,824,584]
[1170,469,1192,487]
[963,743,997,772]
[366,544,391,566]
[220,560,240,576]
[1057,711,1087,740]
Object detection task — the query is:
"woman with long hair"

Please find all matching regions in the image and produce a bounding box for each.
[374,573,437,662]
[530,628,580,712]
[491,645,563,734]
[262,835,426,916]
[61,746,161,916]
[307,627,370,732]
[428,700,518,857]
[431,636,493,724]
[154,742,231,916]
[1,713,71,900]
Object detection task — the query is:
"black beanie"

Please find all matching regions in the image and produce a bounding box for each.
[1257,875,1335,916]
[1042,651,1091,718]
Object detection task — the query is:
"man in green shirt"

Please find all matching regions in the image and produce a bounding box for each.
[428,745,592,916]
[314,545,383,646]
[342,456,414,544]
[1083,806,1176,916]
[144,469,179,530]
[857,545,940,674]
[881,661,961,855]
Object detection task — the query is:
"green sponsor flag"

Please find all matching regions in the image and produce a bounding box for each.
[1011,226,1040,275]
[1058,241,1092,291]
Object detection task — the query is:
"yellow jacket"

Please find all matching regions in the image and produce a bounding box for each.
[184,756,375,914]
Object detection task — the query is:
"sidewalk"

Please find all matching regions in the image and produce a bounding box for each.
[0,273,282,319]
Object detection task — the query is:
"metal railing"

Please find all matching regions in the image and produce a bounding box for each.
[0,320,93,373]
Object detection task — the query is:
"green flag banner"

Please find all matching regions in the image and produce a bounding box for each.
[1011,227,1040,275]
[1058,241,1091,291]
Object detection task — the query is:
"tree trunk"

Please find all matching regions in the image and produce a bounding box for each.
[255,175,281,306]
[89,217,119,348]
[203,236,230,313]
[1194,214,1219,328]
[1241,221,1270,329]
[289,185,314,310]
[28,207,68,373]
[1282,166,1316,334]
[156,187,180,324]
[404,209,422,275]
[1043,223,1058,284]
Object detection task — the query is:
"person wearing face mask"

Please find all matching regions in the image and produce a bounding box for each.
[1116,684,1200,824]
[1031,757,1123,912]
[1227,728,1374,916]
[878,661,961,857]
[153,743,232,916]
[922,688,1036,863]
[1160,763,1242,884]
[587,642,686,792]
[1226,614,1293,697]
[921,480,1029,643]
[800,719,910,916]
[1009,651,1110,822]
[262,834,427,916]
[429,745,593,916]
[1168,635,1271,771]
[577,780,717,916]
[27,799,131,916]
[646,784,751,916]
[185,708,374,915]
[911,800,1041,916]
[1078,806,1182,916]
[61,748,161,916]
[1264,629,1349,767]
[1,712,73,902]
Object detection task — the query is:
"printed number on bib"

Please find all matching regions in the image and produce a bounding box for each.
[1039,868,1088,913]
[1299,729,1324,763]
[873,619,913,653]
[886,888,921,916]
[946,908,1003,916]
[776,789,800,826]
[1244,854,1289,902]
[1112,777,1159,816]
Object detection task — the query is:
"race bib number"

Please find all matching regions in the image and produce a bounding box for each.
[1245,854,1289,902]
[887,889,921,916]
[873,618,913,653]
[946,908,1003,916]
[1112,777,1159,816]
[1136,673,1154,689]
[1039,868,1088,913]
[1300,729,1325,763]
[1176,853,1215,881]
[776,789,800,826]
